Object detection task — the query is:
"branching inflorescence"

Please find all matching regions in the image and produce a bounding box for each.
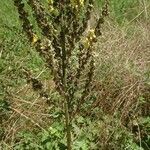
[13,0,108,149]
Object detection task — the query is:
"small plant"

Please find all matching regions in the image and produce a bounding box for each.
[13,0,108,149]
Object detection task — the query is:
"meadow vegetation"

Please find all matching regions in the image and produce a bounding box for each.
[0,0,150,149]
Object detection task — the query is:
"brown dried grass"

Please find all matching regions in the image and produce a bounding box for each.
[92,20,150,122]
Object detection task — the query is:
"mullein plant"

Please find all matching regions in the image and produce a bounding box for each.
[13,0,108,149]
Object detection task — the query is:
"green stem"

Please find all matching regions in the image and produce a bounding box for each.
[64,99,72,150]
[60,12,72,149]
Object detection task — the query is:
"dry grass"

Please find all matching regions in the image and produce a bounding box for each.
[92,19,150,122]
[1,79,56,144]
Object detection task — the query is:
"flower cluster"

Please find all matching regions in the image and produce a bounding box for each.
[70,0,85,8]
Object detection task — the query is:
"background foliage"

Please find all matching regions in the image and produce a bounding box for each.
[0,0,150,149]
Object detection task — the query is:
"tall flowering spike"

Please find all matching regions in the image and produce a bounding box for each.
[27,0,56,40]
[13,0,108,127]
[14,0,109,148]
[77,0,94,40]
[13,0,64,94]
[14,0,34,42]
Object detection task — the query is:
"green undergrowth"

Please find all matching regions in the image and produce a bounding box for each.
[2,115,150,150]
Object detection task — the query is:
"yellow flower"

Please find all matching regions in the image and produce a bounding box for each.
[48,5,54,13]
[79,0,84,6]
[70,0,84,7]
[32,34,38,45]
[48,0,53,5]
[87,29,96,41]
[82,37,90,49]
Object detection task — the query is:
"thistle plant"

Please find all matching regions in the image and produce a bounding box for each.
[13,0,108,149]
